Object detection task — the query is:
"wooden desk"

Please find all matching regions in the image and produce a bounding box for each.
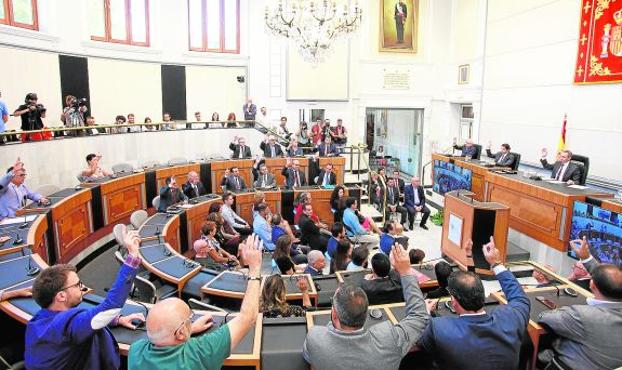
[336,266,439,290]
[210,159,254,194]
[485,172,611,251]
[260,274,318,306]
[202,270,249,300]
[184,198,221,251]
[236,190,282,225]
[264,158,309,187]
[0,215,48,261]
[596,197,622,213]
[155,163,201,190]
[98,173,146,226]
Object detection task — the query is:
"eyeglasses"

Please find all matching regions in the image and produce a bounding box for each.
[59,280,84,292]
[174,313,193,336]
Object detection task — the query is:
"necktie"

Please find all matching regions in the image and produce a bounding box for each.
[193,184,198,196]
[499,154,506,164]
[263,174,268,186]
[555,164,565,181]
[239,146,244,158]
[294,171,300,187]
[389,188,393,203]
[236,177,240,189]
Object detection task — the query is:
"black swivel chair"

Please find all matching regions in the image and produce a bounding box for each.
[571,154,590,185]
[472,144,483,160]
[510,152,521,171]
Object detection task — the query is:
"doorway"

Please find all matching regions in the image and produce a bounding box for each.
[365,108,424,176]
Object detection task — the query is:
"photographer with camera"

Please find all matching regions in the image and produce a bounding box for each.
[61,95,88,137]
[13,93,47,141]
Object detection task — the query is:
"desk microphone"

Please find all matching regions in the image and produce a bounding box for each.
[161,243,172,257]
[13,232,24,245]
[21,246,40,276]
[19,196,29,229]
[183,259,198,269]
[155,226,160,235]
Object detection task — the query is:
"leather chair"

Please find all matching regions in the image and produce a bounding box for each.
[131,276,178,304]
[472,144,483,160]
[571,154,589,185]
[152,196,161,210]
[188,298,228,313]
[130,210,148,229]
[510,152,521,171]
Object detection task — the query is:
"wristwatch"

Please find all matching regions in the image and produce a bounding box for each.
[247,275,261,282]
[490,262,502,269]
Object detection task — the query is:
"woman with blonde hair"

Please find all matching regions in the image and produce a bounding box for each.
[260,274,311,318]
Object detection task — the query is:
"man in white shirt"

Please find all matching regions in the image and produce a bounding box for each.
[220,192,252,235]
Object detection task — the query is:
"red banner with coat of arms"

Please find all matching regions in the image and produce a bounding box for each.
[574,0,622,84]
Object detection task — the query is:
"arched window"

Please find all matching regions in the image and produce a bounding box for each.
[188,0,240,53]
[0,0,39,30]
[89,0,150,47]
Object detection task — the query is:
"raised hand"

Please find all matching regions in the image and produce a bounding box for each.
[462,239,473,257]
[482,236,501,267]
[541,148,548,158]
[191,314,214,334]
[570,236,591,260]
[121,225,141,257]
[13,157,24,173]
[118,312,146,330]
[390,242,412,276]
[241,234,262,276]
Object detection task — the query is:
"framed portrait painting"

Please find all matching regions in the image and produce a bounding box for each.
[380,0,419,53]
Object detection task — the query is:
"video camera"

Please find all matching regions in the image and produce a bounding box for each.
[71,98,88,109]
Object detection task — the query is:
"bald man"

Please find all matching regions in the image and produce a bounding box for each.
[128,235,263,369]
[453,138,478,158]
[182,171,206,199]
[403,177,430,230]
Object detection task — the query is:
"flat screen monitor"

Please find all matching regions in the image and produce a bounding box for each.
[569,201,622,266]
[432,160,472,195]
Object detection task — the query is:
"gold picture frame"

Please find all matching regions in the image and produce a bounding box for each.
[380,0,419,53]
[458,64,470,84]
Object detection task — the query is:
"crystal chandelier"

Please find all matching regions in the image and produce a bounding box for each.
[265,0,363,64]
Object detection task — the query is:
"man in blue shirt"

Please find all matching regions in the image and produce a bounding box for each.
[253,202,275,251]
[25,225,146,370]
[0,158,50,219]
[342,197,379,250]
[418,237,530,370]
[326,222,346,259]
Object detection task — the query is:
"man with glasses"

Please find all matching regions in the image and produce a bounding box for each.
[128,235,264,369]
[25,225,145,369]
[281,158,307,189]
[0,157,49,219]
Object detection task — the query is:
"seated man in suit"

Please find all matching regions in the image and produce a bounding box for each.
[537,237,622,370]
[485,142,516,167]
[221,192,252,235]
[224,167,247,192]
[315,136,339,157]
[158,176,188,212]
[182,171,206,199]
[316,163,337,186]
[453,138,478,158]
[386,178,408,227]
[304,250,326,277]
[228,136,252,159]
[391,170,405,194]
[281,158,307,189]
[253,164,276,189]
[403,176,431,230]
[418,237,530,370]
[298,203,329,252]
[0,158,50,219]
[260,135,284,158]
[540,148,582,185]
[361,253,404,305]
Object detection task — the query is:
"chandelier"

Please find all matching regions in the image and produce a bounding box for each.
[265,0,363,64]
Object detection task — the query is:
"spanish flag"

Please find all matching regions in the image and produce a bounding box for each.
[557,114,567,152]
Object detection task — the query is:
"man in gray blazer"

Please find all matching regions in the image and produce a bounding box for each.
[303,243,429,370]
[486,142,516,168]
[281,159,307,189]
[253,164,276,188]
[540,148,582,184]
[538,237,622,370]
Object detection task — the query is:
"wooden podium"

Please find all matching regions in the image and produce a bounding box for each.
[441,190,510,275]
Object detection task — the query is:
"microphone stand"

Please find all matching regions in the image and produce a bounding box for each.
[19,196,29,229]
[21,245,40,276]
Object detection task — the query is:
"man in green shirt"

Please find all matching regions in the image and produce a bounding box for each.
[128,235,263,369]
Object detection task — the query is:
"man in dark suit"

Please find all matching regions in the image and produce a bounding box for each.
[298,204,329,252]
[418,237,530,370]
[228,136,252,159]
[281,159,307,189]
[158,176,188,212]
[540,148,582,184]
[243,98,256,121]
[485,142,516,167]
[537,237,622,370]
[391,170,405,194]
[182,171,206,199]
[253,164,276,188]
[315,137,339,157]
[453,138,478,158]
[386,178,408,227]
[394,1,408,44]
[360,253,403,305]
[403,176,431,230]
[316,163,337,186]
[303,250,326,276]
[259,135,283,158]
[224,167,247,191]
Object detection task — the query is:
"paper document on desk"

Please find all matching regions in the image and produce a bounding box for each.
[179,204,194,209]
[0,215,37,225]
[543,179,565,184]
[568,185,588,190]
